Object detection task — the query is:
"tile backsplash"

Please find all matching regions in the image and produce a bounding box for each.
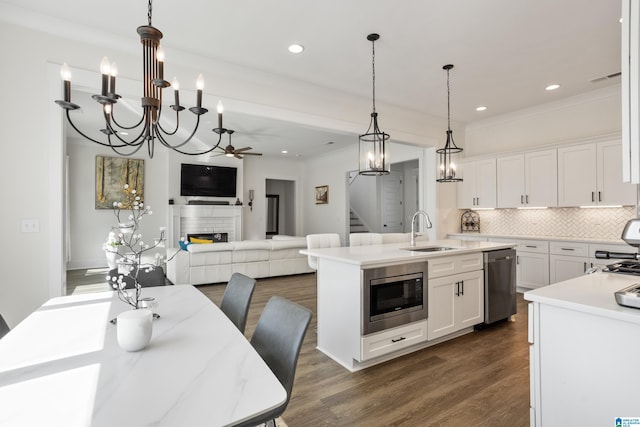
[468,207,636,240]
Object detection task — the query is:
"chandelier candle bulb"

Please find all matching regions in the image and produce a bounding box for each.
[157,46,164,80]
[109,62,118,96]
[217,101,224,129]
[60,63,72,102]
[172,77,180,106]
[100,57,111,96]
[196,74,204,108]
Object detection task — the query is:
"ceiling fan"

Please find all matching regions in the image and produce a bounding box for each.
[212,130,263,159]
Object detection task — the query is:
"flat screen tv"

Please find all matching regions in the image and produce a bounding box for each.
[180,163,237,197]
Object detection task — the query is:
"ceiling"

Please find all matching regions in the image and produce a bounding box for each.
[2,0,623,158]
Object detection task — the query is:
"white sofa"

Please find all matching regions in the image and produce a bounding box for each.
[166,236,313,285]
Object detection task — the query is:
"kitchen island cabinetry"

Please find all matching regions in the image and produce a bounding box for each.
[301,239,514,371]
[525,273,640,425]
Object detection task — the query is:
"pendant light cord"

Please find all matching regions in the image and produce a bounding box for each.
[446,67,451,132]
[148,0,153,26]
[371,38,376,114]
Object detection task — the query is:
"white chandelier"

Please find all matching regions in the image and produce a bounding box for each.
[54,0,228,158]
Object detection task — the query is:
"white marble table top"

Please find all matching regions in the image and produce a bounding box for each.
[0,285,286,427]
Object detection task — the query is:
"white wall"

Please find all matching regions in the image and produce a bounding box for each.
[66,140,169,269]
[465,85,621,156]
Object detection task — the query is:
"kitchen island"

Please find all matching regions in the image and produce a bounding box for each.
[301,239,516,371]
[524,272,640,426]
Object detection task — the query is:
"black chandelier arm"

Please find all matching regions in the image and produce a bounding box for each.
[155,106,180,136]
[156,129,223,156]
[65,110,130,148]
[110,107,146,130]
[103,111,149,146]
[154,114,202,150]
[106,132,146,157]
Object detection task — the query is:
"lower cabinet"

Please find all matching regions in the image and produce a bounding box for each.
[360,320,427,361]
[428,270,484,340]
[516,240,549,289]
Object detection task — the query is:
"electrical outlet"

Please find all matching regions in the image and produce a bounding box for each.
[21,218,40,233]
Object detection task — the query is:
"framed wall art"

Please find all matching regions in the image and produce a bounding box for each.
[315,185,328,204]
[95,155,144,209]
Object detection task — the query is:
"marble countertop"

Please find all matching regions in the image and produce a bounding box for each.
[301,238,516,267]
[524,272,640,325]
[448,232,630,246]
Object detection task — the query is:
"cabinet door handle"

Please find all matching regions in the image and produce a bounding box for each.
[455,281,460,296]
[525,245,537,248]
[583,262,587,273]
[460,280,464,296]
[591,191,595,202]
[598,191,602,202]
[477,197,480,205]
[521,195,524,204]
[516,255,520,265]
[391,336,406,343]
[560,248,575,251]
[526,195,529,204]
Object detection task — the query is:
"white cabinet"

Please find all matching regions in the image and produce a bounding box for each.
[516,240,549,290]
[360,320,427,361]
[549,241,590,284]
[457,158,496,209]
[497,149,557,208]
[558,141,636,207]
[428,270,484,340]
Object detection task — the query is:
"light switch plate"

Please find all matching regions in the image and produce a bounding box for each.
[21,218,40,233]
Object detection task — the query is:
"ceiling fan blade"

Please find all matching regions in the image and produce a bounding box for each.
[209,152,225,157]
[234,154,243,159]
[242,152,263,156]
[233,147,253,152]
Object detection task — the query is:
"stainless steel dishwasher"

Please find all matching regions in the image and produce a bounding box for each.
[483,248,517,324]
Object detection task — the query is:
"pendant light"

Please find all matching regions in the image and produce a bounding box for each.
[359,33,390,176]
[436,64,463,182]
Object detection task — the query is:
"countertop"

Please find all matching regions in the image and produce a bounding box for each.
[524,272,640,325]
[300,238,516,267]
[448,232,631,246]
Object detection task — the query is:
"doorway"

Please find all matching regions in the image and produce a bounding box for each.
[265,179,296,237]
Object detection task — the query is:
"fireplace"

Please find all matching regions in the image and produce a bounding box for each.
[187,233,228,243]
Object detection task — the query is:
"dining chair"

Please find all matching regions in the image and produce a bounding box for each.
[234,296,312,427]
[306,233,341,270]
[349,232,383,246]
[0,313,10,339]
[220,272,257,334]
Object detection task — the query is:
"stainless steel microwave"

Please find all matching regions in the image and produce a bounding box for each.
[362,261,428,335]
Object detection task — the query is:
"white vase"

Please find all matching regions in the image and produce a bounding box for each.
[117,309,153,351]
[105,250,118,269]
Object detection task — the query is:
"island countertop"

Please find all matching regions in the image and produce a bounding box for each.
[300,238,516,268]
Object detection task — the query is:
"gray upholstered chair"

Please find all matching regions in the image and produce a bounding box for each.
[305,233,341,270]
[234,296,312,427]
[220,272,257,334]
[0,313,10,339]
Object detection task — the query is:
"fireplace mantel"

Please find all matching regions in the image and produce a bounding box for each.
[168,205,243,247]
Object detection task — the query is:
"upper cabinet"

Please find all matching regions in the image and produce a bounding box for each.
[497,149,557,208]
[558,140,637,207]
[457,158,496,209]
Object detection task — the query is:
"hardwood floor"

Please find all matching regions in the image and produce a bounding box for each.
[198,274,530,427]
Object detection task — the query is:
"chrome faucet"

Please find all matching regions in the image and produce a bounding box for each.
[410,210,433,247]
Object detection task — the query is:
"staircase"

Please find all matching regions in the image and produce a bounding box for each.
[349,209,370,234]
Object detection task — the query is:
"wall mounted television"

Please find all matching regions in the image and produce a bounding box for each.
[180,163,237,197]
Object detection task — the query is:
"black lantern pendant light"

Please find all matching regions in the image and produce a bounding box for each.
[359,33,390,176]
[436,64,463,183]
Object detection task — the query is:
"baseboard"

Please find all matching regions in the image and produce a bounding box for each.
[67,260,108,270]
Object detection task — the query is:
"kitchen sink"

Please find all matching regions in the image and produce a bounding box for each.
[403,246,458,252]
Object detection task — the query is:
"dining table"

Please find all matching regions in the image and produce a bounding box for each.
[0,285,286,426]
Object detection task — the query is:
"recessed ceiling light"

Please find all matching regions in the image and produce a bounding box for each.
[475,106,487,112]
[288,44,304,54]
[281,150,288,154]
[545,84,560,91]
